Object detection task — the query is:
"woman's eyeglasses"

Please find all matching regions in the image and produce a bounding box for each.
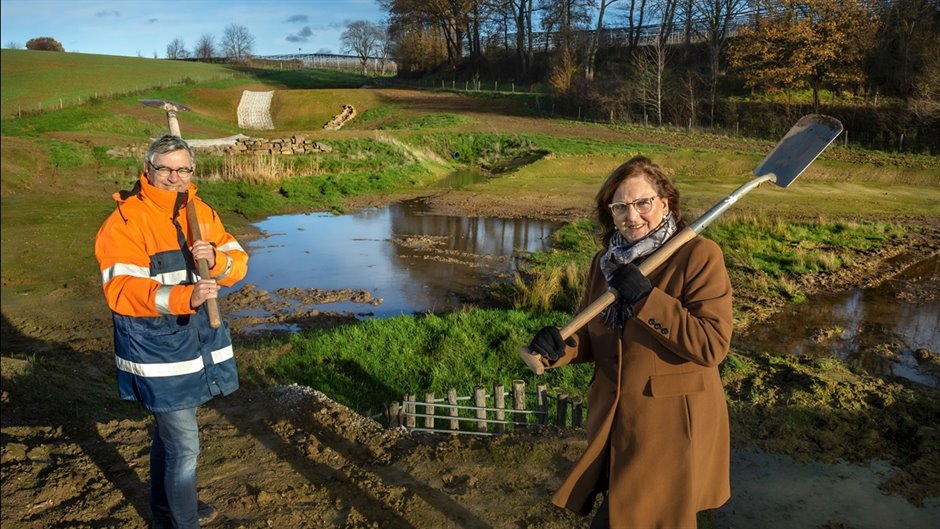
[608,196,658,216]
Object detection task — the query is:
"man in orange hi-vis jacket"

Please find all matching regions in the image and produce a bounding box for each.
[95,134,248,528]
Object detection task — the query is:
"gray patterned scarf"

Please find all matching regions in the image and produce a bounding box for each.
[599,212,677,327]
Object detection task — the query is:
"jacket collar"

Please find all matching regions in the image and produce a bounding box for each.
[114,173,198,211]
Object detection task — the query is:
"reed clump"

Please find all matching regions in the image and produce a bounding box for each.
[204,155,313,184]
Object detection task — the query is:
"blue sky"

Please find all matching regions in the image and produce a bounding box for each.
[0,0,386,58]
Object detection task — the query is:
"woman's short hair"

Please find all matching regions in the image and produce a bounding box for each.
[594,155,684,246]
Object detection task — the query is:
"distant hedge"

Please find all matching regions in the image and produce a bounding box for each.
[718,101,939,155]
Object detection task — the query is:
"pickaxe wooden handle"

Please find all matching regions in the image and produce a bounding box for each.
[186,202,222,329]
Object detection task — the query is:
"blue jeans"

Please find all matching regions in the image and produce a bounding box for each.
[150,407,200,529]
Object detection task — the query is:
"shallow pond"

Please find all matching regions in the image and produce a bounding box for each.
[231,198,561,320]
[735,253,940,387]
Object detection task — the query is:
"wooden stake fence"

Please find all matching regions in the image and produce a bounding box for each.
[384,380,585,436]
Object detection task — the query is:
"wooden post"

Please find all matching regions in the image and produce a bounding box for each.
[572,398,584,428]
[536,383,548,426]
[425,392,435,430]
[448,388,459,432]
[405,394,416,429]
[494,383,505,434]
[556,393,569,427]
[387,401,400,428]
[474,386,487,433]
[512,380,527,429]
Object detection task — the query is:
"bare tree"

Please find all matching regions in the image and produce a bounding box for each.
[193,33,216,60]
[221,23,255,62]
[696,0,747,125]
[377,24,394,75]
[166,37,188,59]
[634,27,670,125]
[6,41,22,49]
[585,0,617,80]
[341,20,383,74]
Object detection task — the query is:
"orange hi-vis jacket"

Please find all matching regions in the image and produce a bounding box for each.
[95,174,248,412]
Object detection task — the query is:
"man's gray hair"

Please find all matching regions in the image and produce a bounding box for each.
[146,134,195,166]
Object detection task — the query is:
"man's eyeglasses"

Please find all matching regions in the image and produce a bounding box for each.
[148,162,194,178]
[608,196,658,216]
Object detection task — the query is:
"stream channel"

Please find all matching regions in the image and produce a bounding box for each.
[230,197,561,320]
[232,200,938,386]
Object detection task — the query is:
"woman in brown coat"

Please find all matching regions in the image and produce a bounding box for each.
[528,155,733,528]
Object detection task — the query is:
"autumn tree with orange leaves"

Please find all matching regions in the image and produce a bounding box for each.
[727,0,876,110]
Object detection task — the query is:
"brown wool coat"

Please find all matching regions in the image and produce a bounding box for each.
[549,235,733,529]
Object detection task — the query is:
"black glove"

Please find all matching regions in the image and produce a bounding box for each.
[528,326,574,361]
[608,263,652,306]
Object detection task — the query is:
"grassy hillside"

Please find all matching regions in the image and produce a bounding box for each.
[0,49,242,117]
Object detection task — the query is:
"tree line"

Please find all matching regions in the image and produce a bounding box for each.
[379,0,938,152]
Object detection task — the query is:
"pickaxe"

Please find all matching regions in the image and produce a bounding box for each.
[138,98,222,328]
[139,99,191,137]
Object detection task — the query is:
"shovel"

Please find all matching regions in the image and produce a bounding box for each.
[139,98,222,328]
[519,114,844,375]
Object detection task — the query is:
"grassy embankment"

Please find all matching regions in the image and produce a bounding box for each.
[2,53,939,489]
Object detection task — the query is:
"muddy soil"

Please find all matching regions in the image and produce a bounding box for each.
[2,195,939,529]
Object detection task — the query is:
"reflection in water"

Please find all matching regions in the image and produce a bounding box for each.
[736,254,940,387]
[233,198,561,318]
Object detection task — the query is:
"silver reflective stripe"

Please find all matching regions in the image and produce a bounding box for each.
[215,253,233,280]
[211,344,234,364]
[114,344,233,378]
[101,263,150,284]
[154,270,189,285]
[102,264,188,287]
[217,241,244,254]
[155,286,174,315]
[115,355,204,377]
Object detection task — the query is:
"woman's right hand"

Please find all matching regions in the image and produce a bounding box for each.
[529,326,573,361]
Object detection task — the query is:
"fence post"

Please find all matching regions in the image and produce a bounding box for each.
[572,398,584,428]
[494,383,506,434]
[405,394,416,429]
[448,388,459,432]
[844,130,848,147]
[512,380,527,429]
[387,401,400,428]
[425,392,436,430]
[474,386,487,433]
[536,383,548,426]
[556,393,569,427]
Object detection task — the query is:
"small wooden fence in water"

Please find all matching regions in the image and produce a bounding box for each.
[384,380,585,436]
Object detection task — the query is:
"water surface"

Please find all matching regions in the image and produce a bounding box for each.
[232,198,561,318]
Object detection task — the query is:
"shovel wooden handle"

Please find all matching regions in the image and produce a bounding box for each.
[518,226,698,375]
[186,200,221,329]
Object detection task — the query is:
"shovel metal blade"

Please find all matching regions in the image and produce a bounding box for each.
[138,99,191,112]
[753,114,843,188]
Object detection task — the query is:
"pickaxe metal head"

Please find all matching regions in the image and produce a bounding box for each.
[139,99,191,137]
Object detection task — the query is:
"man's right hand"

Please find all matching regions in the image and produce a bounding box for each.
[529,326,573,361]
